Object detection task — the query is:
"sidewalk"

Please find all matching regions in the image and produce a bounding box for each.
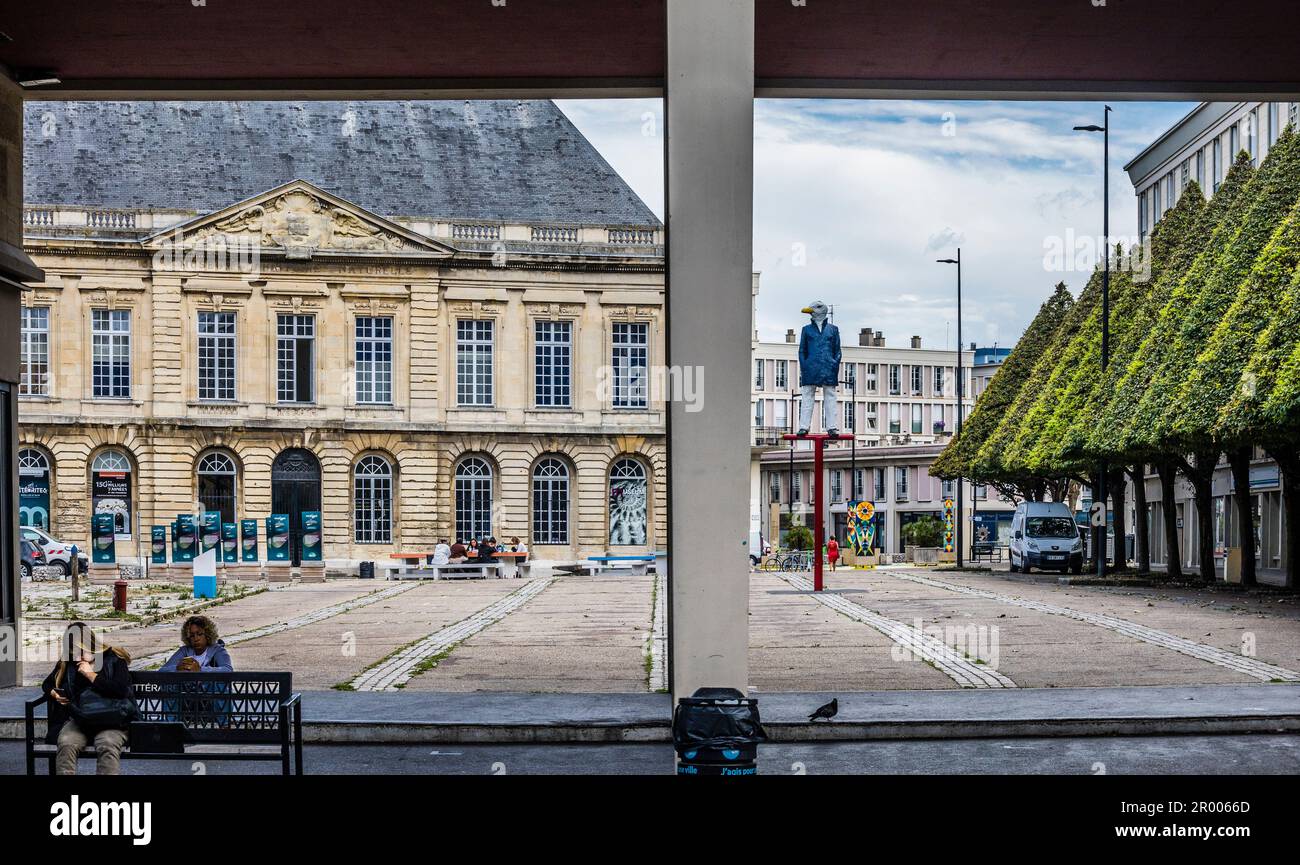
[4,683,1297,744]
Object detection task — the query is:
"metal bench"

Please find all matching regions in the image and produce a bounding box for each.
[25,671,303,775]
[427,562,504,579]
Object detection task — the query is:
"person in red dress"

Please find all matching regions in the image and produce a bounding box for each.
[827,537,840,571]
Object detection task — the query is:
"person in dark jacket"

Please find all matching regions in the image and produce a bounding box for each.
[796,300,842,436]
[41,621,133,775]
[159,615,234,672]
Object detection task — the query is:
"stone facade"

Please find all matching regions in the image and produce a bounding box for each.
[19,178,666,570]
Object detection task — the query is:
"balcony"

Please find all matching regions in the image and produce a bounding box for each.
[753,426,790,447]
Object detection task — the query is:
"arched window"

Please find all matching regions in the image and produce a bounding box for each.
[608,458,648,545]
[197,450,238,525]
[91,448,133,535]
[18,448,52,530]
[455,457,493,541]
[532,458,569,545]
[354,455,393,544]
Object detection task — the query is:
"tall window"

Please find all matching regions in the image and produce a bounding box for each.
[355,316,393,404]
[769,473,781,504]
[197,451,238,525]
[774,399,788,430]
[754,358,765,389]
[197,311,237,401]
[20,307,50,396]
[535,320,572,407]
[910,365,922,394]
[612,322,649,408]
[1229,123,1239,160]
[843,401,855,432]
[1247,109,1259,164]
[933,366,944,396]
[775,359,788,390]
[608,458,648,545]
[532,458,569,545]
[888,364,901,395]
[18,448,51,529]
[1195,149,1205,189]
[865,402,878,432]
[353,455,393,544]
[276,314,315,403]
[895,466,909,501]
[456,320,494,406]
[1153,181,1161,217]
[852,468,864,501]
[754,401,764,427]
[911,403,923,434]
[455,457,493,540]
[1212,138,1223,192]
[831,470,842,502]
[888,403,901,434]
[91,309,131,398]
[872,468,885,500]
[844,364,856,394]
[865,363,877,392]
[791,471,801,503]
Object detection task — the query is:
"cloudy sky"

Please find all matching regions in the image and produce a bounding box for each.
[558,98,1197,351]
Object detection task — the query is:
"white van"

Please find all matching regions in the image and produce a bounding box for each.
[1008,501,1083,574]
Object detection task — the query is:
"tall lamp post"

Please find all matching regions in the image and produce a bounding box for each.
[1075,107,1111,578]
[937,249,963,569]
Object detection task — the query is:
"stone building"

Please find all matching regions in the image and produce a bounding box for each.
[18,100,666,570]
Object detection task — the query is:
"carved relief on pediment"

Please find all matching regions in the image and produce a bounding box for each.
[195,190,415,256]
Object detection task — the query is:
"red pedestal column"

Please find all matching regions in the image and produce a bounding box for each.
[783,433,854,591]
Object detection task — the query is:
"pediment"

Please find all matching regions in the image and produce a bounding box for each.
[144,180,453,260]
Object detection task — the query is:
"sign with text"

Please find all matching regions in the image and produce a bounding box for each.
[174,514,197,563]
[301,511,323,562]
[92,513,116,564]
[241,519,259,562]
[200,512,221,554]
[19,469,50,529]
[266,514,290,562]
[221,522,238,563]
[151,526,167,564]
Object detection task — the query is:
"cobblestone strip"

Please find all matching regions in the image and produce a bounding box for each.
[348,577,556,692]
[779,573,1016,688]
[648,571,668,692]
[889,570,1300,682]
[130,582,420,670]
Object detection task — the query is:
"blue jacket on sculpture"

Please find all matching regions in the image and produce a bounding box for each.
[798,309,841,386]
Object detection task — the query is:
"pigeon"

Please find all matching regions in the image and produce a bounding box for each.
[808,698,838,722]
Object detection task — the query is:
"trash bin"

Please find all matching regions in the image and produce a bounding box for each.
[112,579,128,612]
[359,561,375,579]
[672,687,766,776]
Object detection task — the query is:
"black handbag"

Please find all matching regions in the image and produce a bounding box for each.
[69,688,139,730]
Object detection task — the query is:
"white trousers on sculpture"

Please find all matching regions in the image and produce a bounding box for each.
[799,384,838,432]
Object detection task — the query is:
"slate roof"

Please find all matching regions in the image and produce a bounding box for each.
[24,100,659,226]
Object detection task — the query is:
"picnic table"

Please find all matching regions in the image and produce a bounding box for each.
[562,554,658,576]
[386,551,436,579]
[470,550,529,578]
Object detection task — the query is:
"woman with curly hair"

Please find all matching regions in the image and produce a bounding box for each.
[159,615,234,673]
[41,621,133,775]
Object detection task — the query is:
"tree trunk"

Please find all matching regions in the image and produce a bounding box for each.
[1156,461,1183,580]
[1090,469,1105,574]
[1109,467,1128,571]
[1227,447,1257,587]
[1178,451,1220,584]
[1128,465,1151,573]
[1268,447,1300,589]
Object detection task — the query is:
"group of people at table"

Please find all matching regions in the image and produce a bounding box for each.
[432,536,528,566]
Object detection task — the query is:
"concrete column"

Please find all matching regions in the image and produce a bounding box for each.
[665,0,754,699]
[0,78,44,688]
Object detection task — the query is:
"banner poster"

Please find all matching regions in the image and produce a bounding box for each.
[175,514,197,563]
[943,498,956,553]
[92,513,116,564]
[241,519,259,562]
[846,500,876,555]
[301,511,323,562]
[221,522,239,563]
[151,526,167,564]
[266,514,290,562]
[200,511,221,553]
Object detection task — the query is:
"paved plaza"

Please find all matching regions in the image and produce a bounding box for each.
[18,565,1300,693]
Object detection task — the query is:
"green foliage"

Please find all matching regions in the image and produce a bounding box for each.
[901,516,945,548]
[932,283,1073,482]
[784,525,814,551]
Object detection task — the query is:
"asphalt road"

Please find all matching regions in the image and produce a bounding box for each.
[7,734,1299,775]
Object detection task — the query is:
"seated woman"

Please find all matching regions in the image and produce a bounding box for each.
[159,615,234,673]
[42,621,133,775]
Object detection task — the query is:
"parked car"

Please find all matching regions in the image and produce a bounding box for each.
[20,526,88,577]
[20,538,46,580]
[1008,501,1083,575]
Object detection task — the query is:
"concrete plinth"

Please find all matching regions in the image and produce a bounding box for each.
[225,564,263,582]
[86,564,121,585]
[266,564,293,583]
[299,563,326,583]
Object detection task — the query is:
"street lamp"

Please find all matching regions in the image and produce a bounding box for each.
[936,249,963,569]
[1075,107,1111,578]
